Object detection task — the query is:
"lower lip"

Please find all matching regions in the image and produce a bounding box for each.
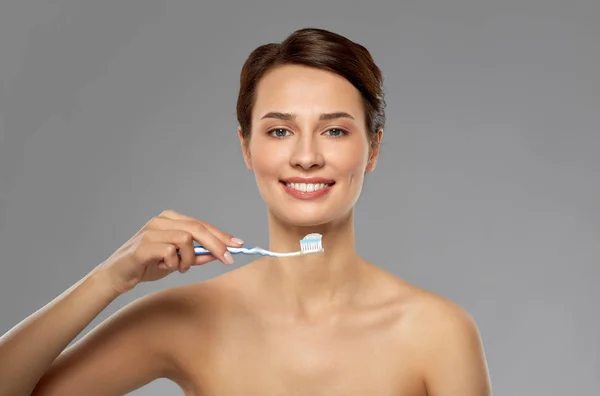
[281,182,334,200]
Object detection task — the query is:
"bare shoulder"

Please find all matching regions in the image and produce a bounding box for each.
[367,265,481,338]
[69,281,226,363]
[405,286,481,342]
[32,280,226,395]
[107,279,225,333]
[373,268,491,395]
[142,278,236,340]
[158,269,256,332]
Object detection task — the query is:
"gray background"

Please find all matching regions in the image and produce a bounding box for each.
[0,1,598,395]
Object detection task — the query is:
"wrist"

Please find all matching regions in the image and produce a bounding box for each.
[85,268,125,301]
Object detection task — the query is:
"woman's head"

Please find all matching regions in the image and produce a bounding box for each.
[236,28,386,227]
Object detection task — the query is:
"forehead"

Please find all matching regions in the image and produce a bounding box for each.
[252,64,365,122]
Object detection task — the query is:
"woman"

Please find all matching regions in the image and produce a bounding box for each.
[0,28,491,395]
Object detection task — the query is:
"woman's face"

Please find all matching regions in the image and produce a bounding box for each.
[239,64,381,227]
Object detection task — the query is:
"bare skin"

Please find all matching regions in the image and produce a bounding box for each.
[0,212,490,396]
[167,259,490,395]
[0,64,491,395]
[17,257,489,396]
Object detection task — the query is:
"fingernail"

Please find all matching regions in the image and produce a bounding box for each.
[223,251,234,265]
[230,237,244,246]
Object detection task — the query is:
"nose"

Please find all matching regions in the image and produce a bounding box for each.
[289,133,325,170]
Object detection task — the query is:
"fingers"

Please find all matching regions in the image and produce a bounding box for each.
[146,212,240,267]
[133,241,180,271]
[193,253,218,266]
[142,229,196,272]
[159,210,244,247]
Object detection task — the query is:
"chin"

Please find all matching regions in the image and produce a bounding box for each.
[273,210,335,228]
[269,203,353,229]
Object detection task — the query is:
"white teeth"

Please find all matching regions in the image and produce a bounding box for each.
[285,182,331,192]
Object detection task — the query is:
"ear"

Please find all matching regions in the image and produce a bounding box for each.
[238,126,253,170]
[365,128,383,173]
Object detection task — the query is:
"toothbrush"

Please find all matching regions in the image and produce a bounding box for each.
[185,233,324,257]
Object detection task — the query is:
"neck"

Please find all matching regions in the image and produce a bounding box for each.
[260,209,369,317]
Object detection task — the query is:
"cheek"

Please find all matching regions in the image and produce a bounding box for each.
[249,140,284,178]
[326,141,370,175]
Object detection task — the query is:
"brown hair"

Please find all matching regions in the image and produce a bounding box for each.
[236,28,386,146]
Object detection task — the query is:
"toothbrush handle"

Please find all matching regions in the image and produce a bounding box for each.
[187,246,292,258]
[192,246,249,255]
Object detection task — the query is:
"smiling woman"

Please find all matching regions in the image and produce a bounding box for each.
[235,29,384,235]
[0,28,491,396]
[240,62,380,231]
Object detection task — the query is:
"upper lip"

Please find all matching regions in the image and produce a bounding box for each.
[280,177,335,184]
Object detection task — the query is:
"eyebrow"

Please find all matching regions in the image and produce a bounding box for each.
[260,111,355,121]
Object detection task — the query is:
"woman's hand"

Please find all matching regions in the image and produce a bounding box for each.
[92,210,243,294]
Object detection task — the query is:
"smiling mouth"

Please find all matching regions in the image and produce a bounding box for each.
[281,181,335,192]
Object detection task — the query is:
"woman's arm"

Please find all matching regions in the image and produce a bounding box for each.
[0,272,121,395]
[0,209,236,396]
[0,271,180,396]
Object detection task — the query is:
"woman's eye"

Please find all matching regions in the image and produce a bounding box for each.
[323,128,348,137]
[268,128,291,138]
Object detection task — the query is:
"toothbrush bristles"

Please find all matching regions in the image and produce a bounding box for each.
[299,233,324,254]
